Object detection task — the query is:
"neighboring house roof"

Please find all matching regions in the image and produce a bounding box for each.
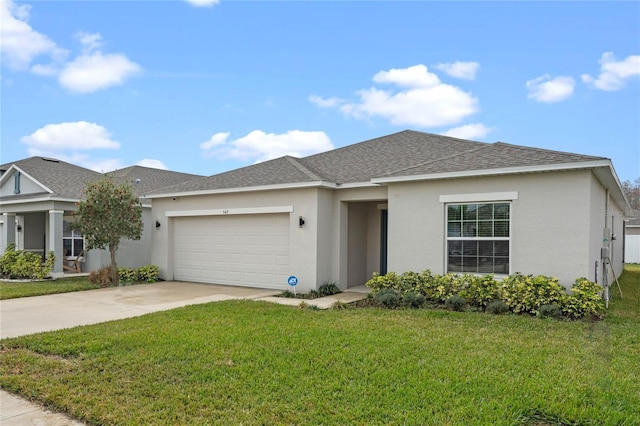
[0,157,202,204]
[147,130,613,196]
[0,157,101,200]
[107,165,202,198]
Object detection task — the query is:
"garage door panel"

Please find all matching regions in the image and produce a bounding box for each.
[174,214,290,288]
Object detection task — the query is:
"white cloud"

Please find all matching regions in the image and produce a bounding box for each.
[59,51,141,93]
[311,64,479,128]
[184,0,220,7]
[308,95,346,108]
[0,0,67,70]
[200,132,230,150]
[581,52,640,91]
[526,74,575,103]
[20,121,120,153]
[77,31,103,53]
[372,64,441,88]
[434,61,480,80]
[136,159,168,170]
[442,123,492,140]
[200,130,334,162]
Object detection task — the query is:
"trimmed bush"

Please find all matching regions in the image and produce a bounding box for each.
[402,291,426,309]
[486,300,509,315]
[365,272,400,295]
[118,267,139,283]
[500,273,565,315]
[376,288,400,309]
[138,265,160,283]
[458,274,501,308]
[537,304,563,320]
[562,278,605,319]
[445,295,467,312]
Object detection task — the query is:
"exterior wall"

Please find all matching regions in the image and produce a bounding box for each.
[387,170,600,288]
[151,185,388,291]
[151,187,321,292]
[115,207,153,269]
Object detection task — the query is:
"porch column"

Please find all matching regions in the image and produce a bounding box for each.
[49,210,64,273]
[1,213,16,253]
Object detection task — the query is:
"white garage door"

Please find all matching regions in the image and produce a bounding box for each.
[173,214,290,288]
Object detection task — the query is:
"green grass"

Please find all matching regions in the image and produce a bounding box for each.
[1,268,639,425]
[0,277,100,300]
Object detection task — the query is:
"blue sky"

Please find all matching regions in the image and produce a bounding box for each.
[1,0,639,183]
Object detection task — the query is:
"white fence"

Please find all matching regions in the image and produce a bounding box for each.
[625,234,640,263]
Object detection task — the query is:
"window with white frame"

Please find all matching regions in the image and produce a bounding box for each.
[63,219,84,256]
[446,202,510,274]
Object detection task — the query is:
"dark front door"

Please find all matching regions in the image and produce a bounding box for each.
[380,209,388,275]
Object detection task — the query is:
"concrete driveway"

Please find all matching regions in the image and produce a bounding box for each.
[0,281,280,339]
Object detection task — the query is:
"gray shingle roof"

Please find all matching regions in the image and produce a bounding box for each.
[154,156,322,194]
[0,157,101,199]
[148,130,609,196]
[379,141,606,178]
[107,165,202,197]
[0,157,202,202]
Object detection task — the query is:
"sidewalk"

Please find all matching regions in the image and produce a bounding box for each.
[0,283,369,424]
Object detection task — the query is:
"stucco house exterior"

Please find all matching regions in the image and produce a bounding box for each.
[0,157,201,275]
[147,130,630,292]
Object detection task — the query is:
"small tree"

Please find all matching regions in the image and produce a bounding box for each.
[621,177,640,216]
[73,176,143,284]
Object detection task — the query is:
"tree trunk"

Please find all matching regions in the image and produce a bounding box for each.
[109,244,118,284]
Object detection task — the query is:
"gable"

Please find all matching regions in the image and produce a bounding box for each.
[0,166,51,198]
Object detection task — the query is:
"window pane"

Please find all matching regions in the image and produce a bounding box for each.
[495,241,509,256]
[462,223,477,237]
[478,241,494,257]
[477,204,493,220]
[63,221,72,237]
[73,240,84,256]
[448,205,462,221]
[462,257,478,273]
[463,204,477,220]
[448,241,462,256]
[494,203,509,219]
[448,222,461,237]
[63,240,72,255]
[462,240,477,256]
[478,221,493,237]
[494,221,509,237]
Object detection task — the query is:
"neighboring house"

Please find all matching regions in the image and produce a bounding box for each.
[625,218,640,263]
[0,157,201,275]
[147,130,629,292]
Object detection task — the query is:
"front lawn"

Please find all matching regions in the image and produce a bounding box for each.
[1,268,638,425]
[0,277,100,300]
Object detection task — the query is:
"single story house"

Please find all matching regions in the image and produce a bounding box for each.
[0,156,201,274]
[625,218,640,263]
[146,130,630,292]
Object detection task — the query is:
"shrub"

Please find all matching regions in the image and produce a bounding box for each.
[500,273,565,315]
[0,244,54,280]
[537,304,563,320]
[365,272,400,294]
[118,267,139,283]
[402,291,426,309]
[458,274,501,308]
[445,295,467,311]
[318,281,341,296]
[330,301,350,310]
[376,288,400,309]
[486,300,509,315]
[138,265,160,283]
[280,290,296,298]
[89,267,113,287]
[562,278,605,319]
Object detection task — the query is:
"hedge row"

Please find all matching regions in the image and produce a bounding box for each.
[365,270,605,319]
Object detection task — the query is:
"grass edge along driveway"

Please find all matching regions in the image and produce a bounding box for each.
[1,267,639,425]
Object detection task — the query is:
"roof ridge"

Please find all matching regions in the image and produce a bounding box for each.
[283,156,325,181]
[377,142,493,178]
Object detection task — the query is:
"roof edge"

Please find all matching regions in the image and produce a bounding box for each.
[145,180,338,199]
